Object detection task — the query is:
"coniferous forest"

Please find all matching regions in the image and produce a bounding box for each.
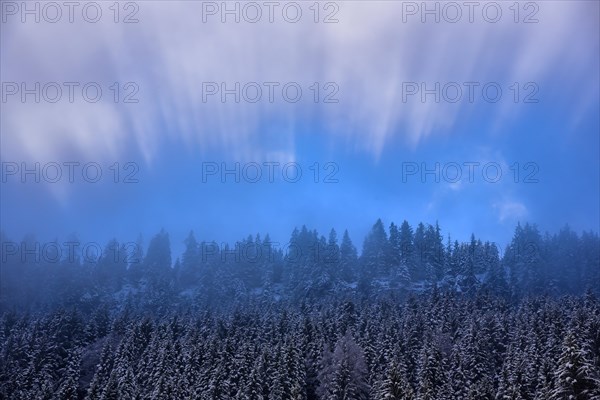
[1,220,599,399]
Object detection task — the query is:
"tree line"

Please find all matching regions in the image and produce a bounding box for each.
[1,220,598,312]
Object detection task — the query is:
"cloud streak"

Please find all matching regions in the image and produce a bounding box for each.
[1,1,597,164]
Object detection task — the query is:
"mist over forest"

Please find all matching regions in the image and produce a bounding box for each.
[1,220,599,399]
[1,220,599,313]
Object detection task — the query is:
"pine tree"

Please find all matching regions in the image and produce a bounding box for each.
[432,222,445,282]
[144,229,172,287]
[483,241,508,296]
[399,221,416,283]
[317,332,370,400]
[388,223,410,288]
[550,331,600,399]
[413,223,426,282]
[339,230,358,283]
[389,222,401,268]
[54,347,82,400]
[375,360,414,399]
[416,339,446,400]
[361,219,389,283]
[504,223,544,296]
[459,235,480,295]
[127,233,145,284]
[86,341,114,400]
[179,230,200,288]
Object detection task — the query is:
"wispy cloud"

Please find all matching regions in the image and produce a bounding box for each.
[2,1,597,164]
[493,200,528,223]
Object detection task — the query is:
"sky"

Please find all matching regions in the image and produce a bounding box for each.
[1,0,599,258]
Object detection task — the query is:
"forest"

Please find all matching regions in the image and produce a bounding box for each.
[0,219,599,399]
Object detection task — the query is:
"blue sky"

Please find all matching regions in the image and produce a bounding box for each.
[1,1,599,258]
